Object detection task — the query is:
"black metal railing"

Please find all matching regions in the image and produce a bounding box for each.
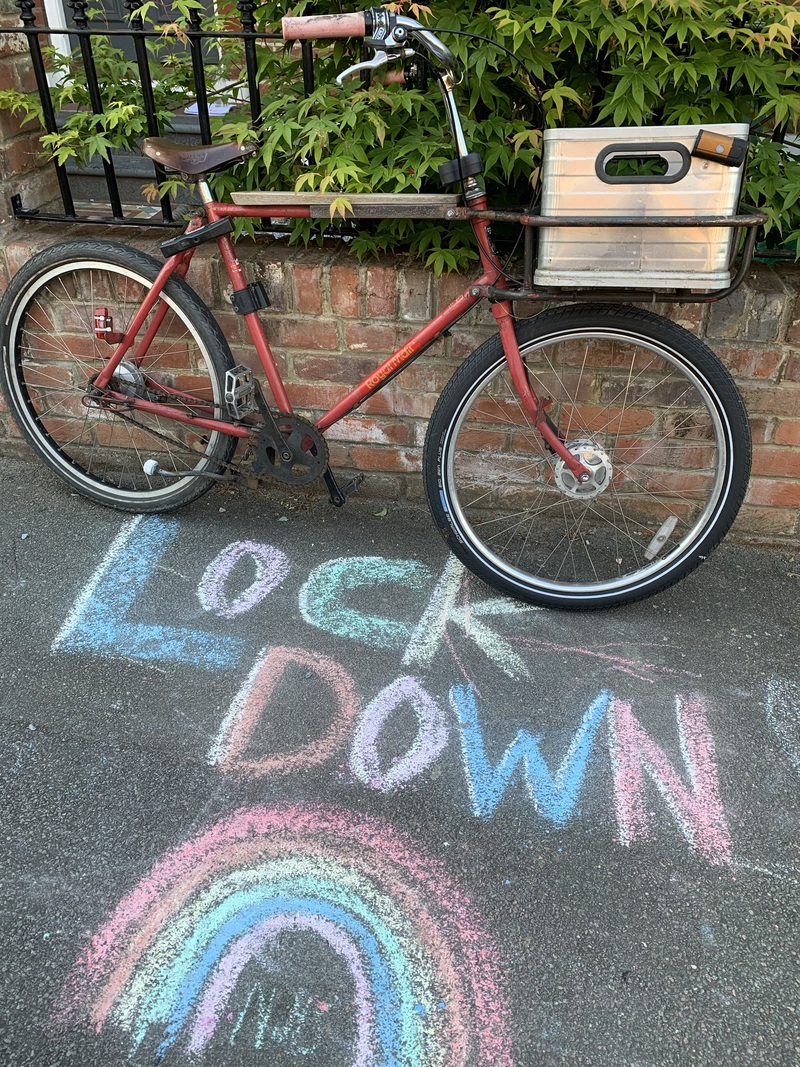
[2,0,317,226]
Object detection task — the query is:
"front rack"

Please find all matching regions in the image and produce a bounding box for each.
[227,192,766,305]
[456,207,767,304]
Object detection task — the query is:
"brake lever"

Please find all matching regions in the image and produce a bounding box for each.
[335,48,415,86]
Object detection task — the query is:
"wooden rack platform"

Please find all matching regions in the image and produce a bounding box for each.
[229,191,460,219]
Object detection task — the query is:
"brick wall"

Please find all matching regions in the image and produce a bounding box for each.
[0,221,798,547]
[0,0,58,221]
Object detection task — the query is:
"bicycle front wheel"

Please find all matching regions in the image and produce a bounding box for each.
[424,304,751,609]
[0,240,237,511]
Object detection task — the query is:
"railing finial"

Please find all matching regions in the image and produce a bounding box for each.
[15,0,38,28]
[68,0,90,30]
[122,0,144,28]
[237,0,256,35]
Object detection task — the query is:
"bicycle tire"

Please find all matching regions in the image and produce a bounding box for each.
[0,239,237,512]
[424,303,751,609]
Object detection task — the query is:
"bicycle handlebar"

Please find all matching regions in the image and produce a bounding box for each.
[281,8,456,71]
[281,12,366,41]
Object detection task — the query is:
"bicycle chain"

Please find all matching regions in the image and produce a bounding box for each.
[104,398,329,489]
[89,377,330,488]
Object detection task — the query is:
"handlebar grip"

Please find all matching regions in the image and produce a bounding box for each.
[282,12,367,40]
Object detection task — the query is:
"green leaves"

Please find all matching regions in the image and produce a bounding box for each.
[541,82,584,122]
[746,135,800,254]
[407,222,476,273]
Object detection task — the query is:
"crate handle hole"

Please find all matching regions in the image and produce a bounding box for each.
[596,142,691,185]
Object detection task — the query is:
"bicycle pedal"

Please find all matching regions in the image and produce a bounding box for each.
[224,365,256,419]
[341,472,366,497]
[324,469,365,508]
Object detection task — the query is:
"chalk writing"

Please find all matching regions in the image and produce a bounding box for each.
[403,557,536,681]
[609,695,732,867]
[350,676,449,793]
[54,518,689,684]
[51,518,745,867]
[52,516,245,669]
[226,982,318,1054]
[452,685,609,823]
[198,541,290,619]
[299,557,433,649]
[58,805,513,1066]
[210,646,360,777]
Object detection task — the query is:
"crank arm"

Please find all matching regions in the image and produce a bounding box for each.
[252,379,296,465]
[324,468,365,507]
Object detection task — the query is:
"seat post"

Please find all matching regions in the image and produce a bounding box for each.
[197,178,214,205]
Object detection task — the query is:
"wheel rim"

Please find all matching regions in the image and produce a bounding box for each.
[5,259,227,502]
[442,326,733,598]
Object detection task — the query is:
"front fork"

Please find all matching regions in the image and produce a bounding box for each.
[492,303,590,481]
[470,211,591,482]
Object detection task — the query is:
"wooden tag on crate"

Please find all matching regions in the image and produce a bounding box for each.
[691,130,748,168]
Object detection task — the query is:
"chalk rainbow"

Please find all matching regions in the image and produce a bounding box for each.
[59,805,513,1065]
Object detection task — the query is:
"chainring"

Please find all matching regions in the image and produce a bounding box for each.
[249,413,329,486]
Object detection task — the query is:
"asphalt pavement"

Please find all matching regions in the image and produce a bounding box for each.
[1,454,798,1067]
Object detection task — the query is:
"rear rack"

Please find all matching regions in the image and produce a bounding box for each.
[456,207,767,304]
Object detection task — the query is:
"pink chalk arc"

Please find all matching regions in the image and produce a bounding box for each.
[58,804,514,1067]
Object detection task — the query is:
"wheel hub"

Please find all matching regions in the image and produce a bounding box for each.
[85,360,147,409]
[113,360,146,392]
[553,438,613,499]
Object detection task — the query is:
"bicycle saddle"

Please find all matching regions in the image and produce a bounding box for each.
[141,137,257,177]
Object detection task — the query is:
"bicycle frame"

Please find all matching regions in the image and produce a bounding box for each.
[90,193,591,480]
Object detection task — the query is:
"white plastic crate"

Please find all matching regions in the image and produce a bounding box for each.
[534,123,749,290]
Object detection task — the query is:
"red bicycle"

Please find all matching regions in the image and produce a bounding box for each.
[0,9,757,609]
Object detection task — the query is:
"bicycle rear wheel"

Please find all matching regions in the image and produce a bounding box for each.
[0,240,237,511]
[424,304,751,609]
